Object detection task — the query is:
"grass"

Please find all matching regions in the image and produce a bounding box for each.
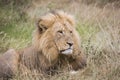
[0,5,34,52]
[0,0,120,80]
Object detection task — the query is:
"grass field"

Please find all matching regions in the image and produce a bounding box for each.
[0,0,120,80]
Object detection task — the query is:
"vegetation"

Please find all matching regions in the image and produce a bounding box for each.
[0,0,120,80]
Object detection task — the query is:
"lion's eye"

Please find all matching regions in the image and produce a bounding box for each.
[58,30,63,34]
[70,31,72,33]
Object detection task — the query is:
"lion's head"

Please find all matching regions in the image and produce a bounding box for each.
[32,11,85,67]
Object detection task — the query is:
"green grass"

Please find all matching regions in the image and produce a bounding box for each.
[0,22,34,52]
[0,6,34,52]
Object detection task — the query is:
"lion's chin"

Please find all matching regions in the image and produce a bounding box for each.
[61,49,73,55]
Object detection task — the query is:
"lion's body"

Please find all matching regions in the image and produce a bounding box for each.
[0,11,86,79]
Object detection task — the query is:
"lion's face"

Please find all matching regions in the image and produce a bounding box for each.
[51,21,75,55]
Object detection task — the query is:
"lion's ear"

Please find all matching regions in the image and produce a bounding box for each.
[36,16,55,33]
[36,19,48,33]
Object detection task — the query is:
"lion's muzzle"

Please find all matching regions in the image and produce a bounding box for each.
[60,46,73,55]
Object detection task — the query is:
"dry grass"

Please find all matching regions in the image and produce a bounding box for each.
[0,0,120,80]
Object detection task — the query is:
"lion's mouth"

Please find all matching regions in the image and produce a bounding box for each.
[60,47,73,55]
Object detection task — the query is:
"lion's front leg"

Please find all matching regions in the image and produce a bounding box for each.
[70,51,87,71]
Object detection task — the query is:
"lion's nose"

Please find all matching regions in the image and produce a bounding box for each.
[67,42,73,47]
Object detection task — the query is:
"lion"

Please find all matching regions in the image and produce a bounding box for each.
[0,11,86,79]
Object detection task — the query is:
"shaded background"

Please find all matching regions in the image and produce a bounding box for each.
[0,0,120,80]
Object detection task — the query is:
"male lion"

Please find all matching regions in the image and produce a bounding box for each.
[0,11,86,79]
